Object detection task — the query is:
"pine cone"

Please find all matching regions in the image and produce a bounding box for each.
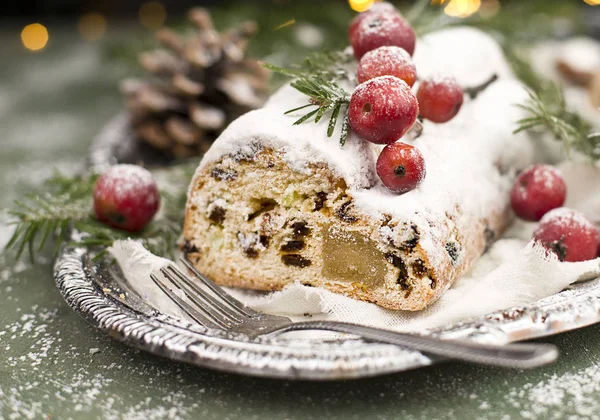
[121,8,270,159]
[555,58,600,110]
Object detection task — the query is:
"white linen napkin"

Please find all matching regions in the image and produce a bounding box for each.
[108,161,600,334]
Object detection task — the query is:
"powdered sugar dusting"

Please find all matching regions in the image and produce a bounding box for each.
[426,73,460,86]
[531,164,564,191]
[352,9,416,58]
[200,101,378,190]
[349,75,417,143]
[358,13,403,38]
[237,232,267,252]
[364,1,396,14]
[362,45,411,65]
[352,75,415,116]
[413,27,514,86]
[357,45,415,84]
[504,366,600,419]
[356,10,412,43]
[540,207,594,229]
[0,299,199,418]
[512,164,566,222]
[97,164,159,206]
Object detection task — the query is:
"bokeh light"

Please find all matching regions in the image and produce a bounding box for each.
[78,13,107,41]
[348,0,376,13]
[139,1,167,29]
[21,23,49,51]
[444,0,482,18]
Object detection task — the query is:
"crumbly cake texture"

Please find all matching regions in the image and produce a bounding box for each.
[183,27,537,311]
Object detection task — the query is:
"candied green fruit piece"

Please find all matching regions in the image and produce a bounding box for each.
[209,230,224,251]
[281,186,308,208]
[321,225,387,286]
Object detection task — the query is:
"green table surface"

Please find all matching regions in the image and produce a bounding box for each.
[2,23,600,420]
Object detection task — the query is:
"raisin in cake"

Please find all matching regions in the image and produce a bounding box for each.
[182,28,537,311]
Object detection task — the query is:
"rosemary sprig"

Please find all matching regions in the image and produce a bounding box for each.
[264,51,352,146]
[4,170,189,262]
[498,39,600,161]
[286,76,350,145]
[515,85,600,160]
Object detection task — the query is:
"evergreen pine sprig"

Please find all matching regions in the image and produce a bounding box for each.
[6,174,98,262]
[5,170,189,262]
[263,50,353,81]
[299,50,354,80]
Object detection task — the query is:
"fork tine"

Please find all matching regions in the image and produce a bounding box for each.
[162,266,243,324]
[180,258,257,317]
[150,273,227,329]
[157,269,238,329]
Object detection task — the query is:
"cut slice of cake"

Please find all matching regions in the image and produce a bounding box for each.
[182,28,537,311]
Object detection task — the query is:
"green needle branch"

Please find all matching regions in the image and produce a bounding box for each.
[515,85,600,160]
[4,170,190,262]
[263,50,353,147]
[504,44,600,161]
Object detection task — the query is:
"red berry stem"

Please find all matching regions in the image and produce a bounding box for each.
[463,73,499,100]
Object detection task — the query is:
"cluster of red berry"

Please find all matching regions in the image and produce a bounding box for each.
[347,2,464,194]
[348,4,598,263]
[510,164,598,262]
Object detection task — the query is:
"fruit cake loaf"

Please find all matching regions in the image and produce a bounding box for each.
[182,28,537,311]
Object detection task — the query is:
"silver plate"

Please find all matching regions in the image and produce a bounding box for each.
[53,115,600,380]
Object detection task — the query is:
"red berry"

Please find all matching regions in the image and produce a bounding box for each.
[350,12,416,60]
[93,164,161,232]
[357,46,416,86]
[348,76,419,144]
[376,142,426,194]
[511,164,567,221]
[532,208,598,262]
[417,76,464,123]
[348,2,399,41]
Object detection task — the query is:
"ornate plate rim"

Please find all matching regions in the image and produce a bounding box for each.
[51,114,600,380]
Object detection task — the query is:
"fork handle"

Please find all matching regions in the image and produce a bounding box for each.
[268,321,558,369]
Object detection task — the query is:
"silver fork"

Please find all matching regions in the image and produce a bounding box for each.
[148,259,559,369]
